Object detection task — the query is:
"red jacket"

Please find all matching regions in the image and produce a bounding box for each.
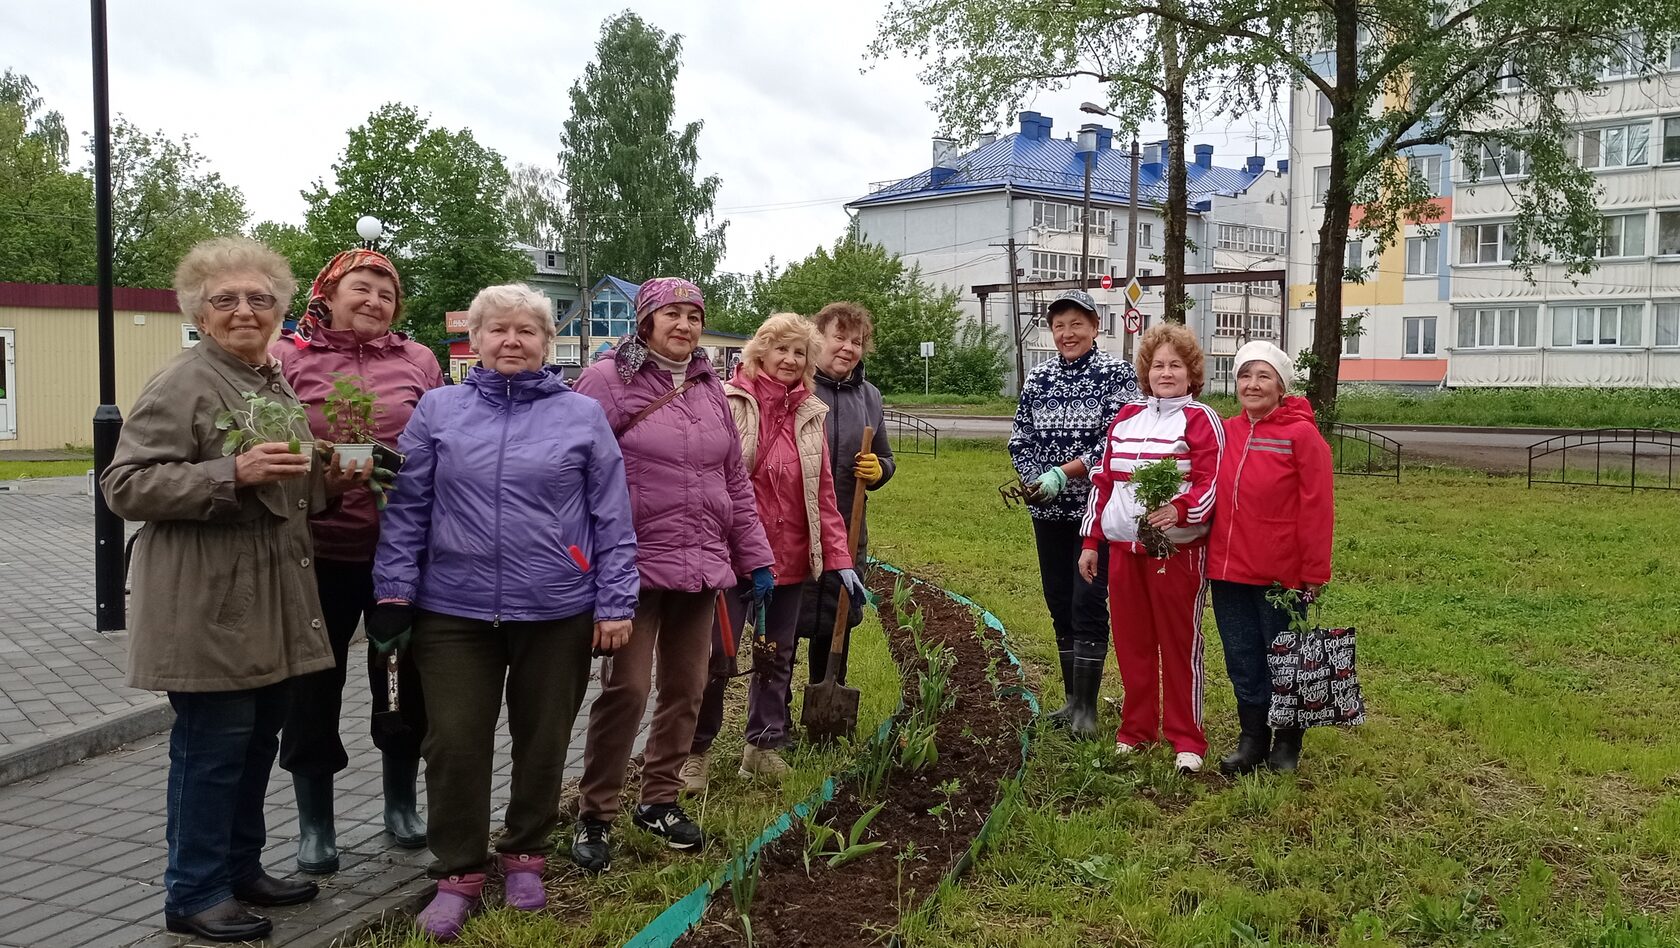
[1207,396,1334,590]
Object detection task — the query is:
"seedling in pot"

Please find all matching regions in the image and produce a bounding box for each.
[322,374,381,471]
[216,391,310,459]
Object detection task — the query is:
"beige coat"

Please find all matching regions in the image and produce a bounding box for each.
[102,335,333,692]
[725,382,832,578]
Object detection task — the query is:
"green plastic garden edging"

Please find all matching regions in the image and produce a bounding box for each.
[621,560,1039,948]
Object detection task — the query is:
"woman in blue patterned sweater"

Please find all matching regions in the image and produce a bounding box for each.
[1008,290,1140,738]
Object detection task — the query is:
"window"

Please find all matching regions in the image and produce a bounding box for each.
[1214,311,1276,339]
[1032,201,1071,232]
[1212,279,1278,298]
[1658,210,1680,255]
[1031,251,1073,280]
[1404,316,1438,356]
[1211,356,1234,382]
[1458,222,1520,265]
[1313,165,1330,204]
[1342,319,1361,356]
[562,292,635,342]
[1553,304,1642,347]
[1567,123,1651,170]
[1597,36,1643,80]
[1028,348,1057,368]
[1072,206,1110,237]
[1597,213,1647,258]
[181,324,201,348]
[1463,142,1531,179]
[1406,235,1439,275]
[544,252,558,268]
[1139,222,1154,247]
[1494,59,1525,93]
[1663,117,1680,164]
[556,343,581,365]
[1656,302,1680,347]
[1406,154,1443,191]
[1248,227,1282,254]
[1316,90,1333,127]
[1343,239,1363,271]
[1457,307,1538,349]
[1217,224,1248,250]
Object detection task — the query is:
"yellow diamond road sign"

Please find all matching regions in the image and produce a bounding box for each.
[1123,277,1144,307]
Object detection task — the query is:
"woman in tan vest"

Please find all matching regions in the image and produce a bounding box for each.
[690,313,863,780]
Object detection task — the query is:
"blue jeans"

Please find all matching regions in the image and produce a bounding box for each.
[164,683,290,917]
[1209,580,1304,709]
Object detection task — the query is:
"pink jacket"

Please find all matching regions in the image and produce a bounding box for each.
[572,348,773,592]
[271,326,444,562]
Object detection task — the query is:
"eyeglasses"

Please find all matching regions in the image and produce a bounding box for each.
[206,293,279,312]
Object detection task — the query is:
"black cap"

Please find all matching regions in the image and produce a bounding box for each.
[1047,289,1099,318]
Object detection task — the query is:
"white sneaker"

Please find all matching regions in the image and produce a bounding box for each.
[1175,752,1204,773]
[678,753,709,794]
[1114,741,1137,755]
[738,745,791,781]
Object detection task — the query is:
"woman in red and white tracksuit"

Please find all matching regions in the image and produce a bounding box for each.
[1078,324,1223,772]
[1208,341,1334,775]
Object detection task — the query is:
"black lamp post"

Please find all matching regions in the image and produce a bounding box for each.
[90,0,124,631]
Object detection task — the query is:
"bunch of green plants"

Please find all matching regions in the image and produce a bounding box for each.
[216,391,309,455]
[1130,456,1184,559]
[726,839,761,948]
[801,801,889,875]
[898,633,955,772]
[321,374,380,444]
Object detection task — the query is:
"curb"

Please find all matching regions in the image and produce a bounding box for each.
[0,699,175,789]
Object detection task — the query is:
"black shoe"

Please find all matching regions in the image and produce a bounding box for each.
[571,817,612,873]
[1044,645,1076,727]
[1219,704,1273,776]
[293,773,339,873]
[382,753,428,849]
[1065,639,1107,739]
[633,802,705,851]
[232,870,319,907]
[165,898,273,942]
[1267,727,1303,773]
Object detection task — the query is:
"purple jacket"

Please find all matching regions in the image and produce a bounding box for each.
[374,365,639,622]
[572,347,772,592]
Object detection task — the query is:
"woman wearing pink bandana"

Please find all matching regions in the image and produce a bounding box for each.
[270,249,443,874]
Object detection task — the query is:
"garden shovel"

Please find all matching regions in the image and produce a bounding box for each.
[801,426,874,745]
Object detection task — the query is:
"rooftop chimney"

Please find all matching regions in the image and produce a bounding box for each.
[977,131,998,147]
[1194,144,1214,169]
[1018,111,1053,141]
[1277,158,1290,174]
[1142,142,1163,168]
[932,136,958,169]
[1246,155,1266,174]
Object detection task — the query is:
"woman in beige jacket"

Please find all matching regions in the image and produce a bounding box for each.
[101,237,369,943]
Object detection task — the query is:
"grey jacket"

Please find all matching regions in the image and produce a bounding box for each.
[102,336,333,693]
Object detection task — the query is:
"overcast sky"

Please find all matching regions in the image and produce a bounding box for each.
[3,1,1287,275]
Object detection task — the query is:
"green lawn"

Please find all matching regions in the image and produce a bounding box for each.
[0,460,93,480]
[865,440,1680,946]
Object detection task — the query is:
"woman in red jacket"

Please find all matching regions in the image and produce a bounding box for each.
[1078,324,1223,772]
[1207,341,1334,775]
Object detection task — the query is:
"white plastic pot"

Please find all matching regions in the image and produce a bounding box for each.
[334,442,375,472]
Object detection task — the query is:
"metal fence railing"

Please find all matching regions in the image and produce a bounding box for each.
[1528,428,1680,491]
[882,410,939,458]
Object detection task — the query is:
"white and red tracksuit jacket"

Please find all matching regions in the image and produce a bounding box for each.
[1207,396,1335,590]
[1081,395,1224,554]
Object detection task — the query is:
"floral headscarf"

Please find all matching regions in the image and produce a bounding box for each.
[291,248,404,347]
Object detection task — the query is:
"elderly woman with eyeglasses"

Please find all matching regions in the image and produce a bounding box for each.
[102,237,371,943]
[370,283,638,941]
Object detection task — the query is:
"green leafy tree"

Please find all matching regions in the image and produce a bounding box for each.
[703,265,777,337]
[560,11,726,284]
[0,70,94,284]
[757,235,1006,395]
[102,118,250,288]
[302,104,531,349]
[248,221,318,311]
[505,162,566,250]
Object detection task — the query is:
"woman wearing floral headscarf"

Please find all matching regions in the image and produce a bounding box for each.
[569,278,773,873]
[271,249,444,873]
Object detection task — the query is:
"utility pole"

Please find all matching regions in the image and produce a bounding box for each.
[576,206,591,368]
[1241,282,1252,346]
[1006,239,1025,392]
[1124,136,1141,361]
[90,0,124,631]
[1079,133,1095,289]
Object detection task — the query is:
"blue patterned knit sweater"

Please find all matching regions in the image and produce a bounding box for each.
[1008,347,1141,521]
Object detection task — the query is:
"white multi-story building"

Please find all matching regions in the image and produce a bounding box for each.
[847,112,1286,388]
[1285,43,1680,389]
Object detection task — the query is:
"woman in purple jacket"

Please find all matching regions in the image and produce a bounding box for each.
[369,283,638,941]
[569,278,773,874]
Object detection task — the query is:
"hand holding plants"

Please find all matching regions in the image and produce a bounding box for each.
[1144,504,1178,531]
[323,451,374,496]
[234,442,311,485]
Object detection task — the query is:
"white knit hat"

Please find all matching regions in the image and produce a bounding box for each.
[1232,340,1294,386]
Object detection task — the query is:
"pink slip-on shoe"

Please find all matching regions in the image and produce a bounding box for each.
[416,873,484,942]
[500,853,547,911]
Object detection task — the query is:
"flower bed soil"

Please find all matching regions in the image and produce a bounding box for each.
[674,572,1032,947]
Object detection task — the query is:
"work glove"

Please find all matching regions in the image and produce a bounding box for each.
[750,566,776,607]
[853,452,883,485]
[368,466,397,511]
[1032,467,1068,500]
[838,568,867,614]
[366,601,417,656]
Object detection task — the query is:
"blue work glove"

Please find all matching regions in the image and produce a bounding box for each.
[838,568,867,614]
[750,566,775,607]
[1032,466,1068,500]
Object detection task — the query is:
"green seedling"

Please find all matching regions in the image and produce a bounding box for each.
[818,801,888,869]
[726,840,761,948]
[216,391,309,455]
[1131,456,1185,559]
[321,374,380,444]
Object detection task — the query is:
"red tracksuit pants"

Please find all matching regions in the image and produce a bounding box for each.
[1107,545,1208,755]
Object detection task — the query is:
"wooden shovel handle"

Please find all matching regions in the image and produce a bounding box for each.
[828,426,875,661]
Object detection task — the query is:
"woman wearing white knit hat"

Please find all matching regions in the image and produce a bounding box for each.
[1206,341,1334,775]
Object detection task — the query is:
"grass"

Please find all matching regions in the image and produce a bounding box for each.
[886,395,1021,417]
[0,460,94,480]
[863,439,1680,946]
[357,613,902,948]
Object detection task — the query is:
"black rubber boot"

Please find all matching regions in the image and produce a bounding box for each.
[1066,639,1107,739]
[1219,703,1272,776]
[1044,644,1076,728]
[293,773,339,874]
[382,754,427,849]
[1267,727,1303,773]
